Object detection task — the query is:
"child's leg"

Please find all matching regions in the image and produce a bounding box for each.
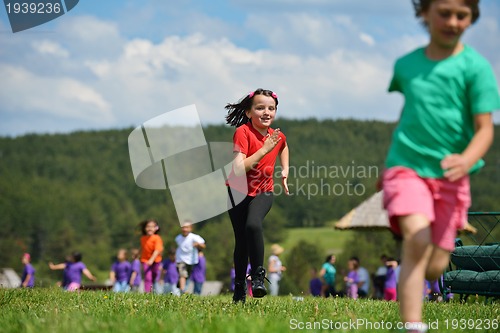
[246,192,273,271]
[229,196,251,280]
[425,247,450,281]
[142,263,153,293]
[398,214,433,324]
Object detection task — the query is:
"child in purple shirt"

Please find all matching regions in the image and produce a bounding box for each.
[21,253,35,288]
[49,251,96,291]
[344,259,359,299]
[309,268,322,297]
[162,248,180,296]
[110,249,131,292]
[129,248,142,292]
[190,250,206,295]
[384,259,398,301]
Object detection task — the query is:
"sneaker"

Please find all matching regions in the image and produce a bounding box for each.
[233,280,246,304]
[404,322,428,333]
[251,266,268,298]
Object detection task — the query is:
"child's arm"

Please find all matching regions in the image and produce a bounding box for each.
[147,250,161,266]
[22,273,32,287]
[233,130,282,175]
[109,270,116,284]
[279,144,289,195]
[441,113,494,182]
[129,271,137,286]
[83,268,97,282]
[193,242,206,250]
[48,262,66,270]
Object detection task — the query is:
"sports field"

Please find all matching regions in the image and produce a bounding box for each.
[1,288,498,333]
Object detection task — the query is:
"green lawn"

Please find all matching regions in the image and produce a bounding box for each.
[1,288,498,333]
[280,226,354,255]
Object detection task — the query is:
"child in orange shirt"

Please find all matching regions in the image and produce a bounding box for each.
[139,219,164,293]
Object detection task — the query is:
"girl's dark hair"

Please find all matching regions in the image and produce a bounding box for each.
[139,219,160,235]
[225,88,279,127]
[325,255,335,263]
[412,0,480,24]
[72,251,82,262]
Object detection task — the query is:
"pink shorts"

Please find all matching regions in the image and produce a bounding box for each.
[382,167,470,252]
[384,287,397,301]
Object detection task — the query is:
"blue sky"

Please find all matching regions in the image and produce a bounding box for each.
[1,0,499,136]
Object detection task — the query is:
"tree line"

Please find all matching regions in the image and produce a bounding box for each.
[1,119,499,292]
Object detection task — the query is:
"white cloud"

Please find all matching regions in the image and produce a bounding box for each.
[32,40,70,58]
[0,64,113,123]
[359,33,375,46]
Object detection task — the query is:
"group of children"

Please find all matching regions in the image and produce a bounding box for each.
[20,219,206,295]
[110,219,207,295]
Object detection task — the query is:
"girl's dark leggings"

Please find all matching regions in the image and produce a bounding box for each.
[228,191,273,281]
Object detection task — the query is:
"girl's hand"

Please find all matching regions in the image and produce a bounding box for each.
[262,129,281,154]
[281,168,289,195]
[147,259,154,266]
[441,154,470,182]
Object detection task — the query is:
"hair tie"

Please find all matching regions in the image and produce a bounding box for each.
[271,92,278,99]
[248,91,255,98]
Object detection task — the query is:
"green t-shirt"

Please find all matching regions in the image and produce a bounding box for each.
[386,45,500,178]
[321,262,336,286]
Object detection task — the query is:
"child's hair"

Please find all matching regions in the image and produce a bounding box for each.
[72,251,82,262]
[412,0,480,24]
[225,88,279,127]
[130,248,140,259]
[324,254,335,263]
[139,219,160,235]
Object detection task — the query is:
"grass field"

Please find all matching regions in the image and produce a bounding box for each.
[280,226,354,255]
[1,288,498,333]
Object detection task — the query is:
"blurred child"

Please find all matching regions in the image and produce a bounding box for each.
[49,251,96,291]
[175,221,205,293]
[344,258,359,299]
[20,253,35,288]
[109,249,131,292]
[190,249,206,295]
[384,258,399,301]
[161,248,180,296]
[309,267,322,297]
[139,219,163,293]
[129,248,142,292]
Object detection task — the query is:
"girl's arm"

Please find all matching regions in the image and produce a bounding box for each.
[441,113,494,182]
[279,145,289,195]
[147,250,161,266]
[83,268,97,282]
[129,271,137,286]
[48,262,66,270]
[22,274,31,287]
[233,130,282,176]
[109,270,116,284]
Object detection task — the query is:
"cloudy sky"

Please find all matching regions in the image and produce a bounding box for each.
[1,0,499,137]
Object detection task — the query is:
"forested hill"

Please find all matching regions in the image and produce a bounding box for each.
[1,119,499,280]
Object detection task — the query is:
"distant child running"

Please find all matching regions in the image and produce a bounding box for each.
[139,219,164,293]
[20,253,35,288]
[175,221,205,293]
[49,251,96,291]
[382,1,500,331]
[225,88,290,303]
[109,249,131,292]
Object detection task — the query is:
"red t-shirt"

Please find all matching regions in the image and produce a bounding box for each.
[227,122,286,196]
